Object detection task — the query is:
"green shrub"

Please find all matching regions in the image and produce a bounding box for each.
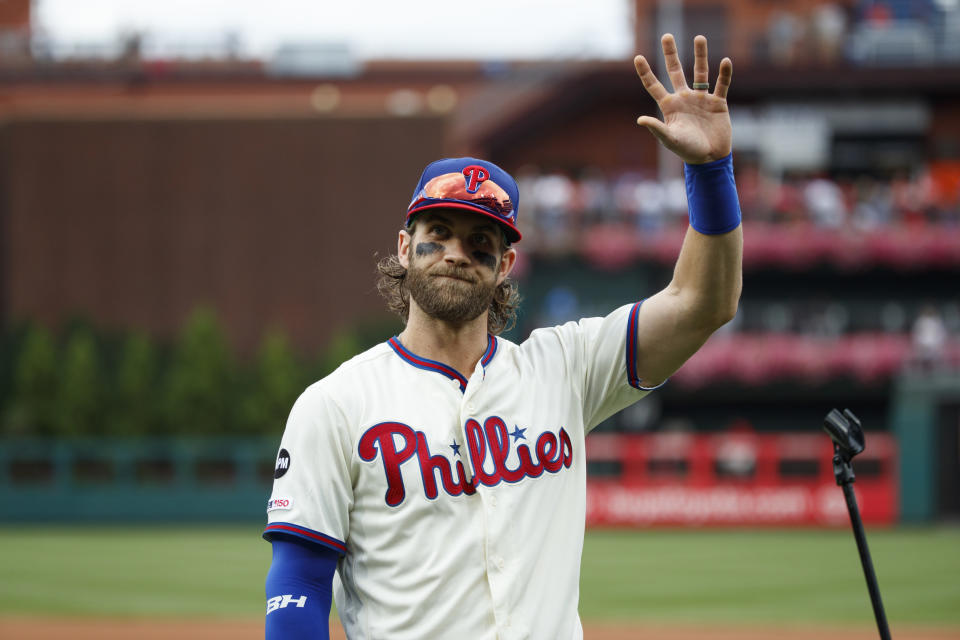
[237,329,305,435]
[4,324,59,436]
[0,311,398,439]
[53,327,104,437]
[109,331,160,436]
[162,308,235,435]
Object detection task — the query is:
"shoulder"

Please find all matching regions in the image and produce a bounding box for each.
[510,303,636,361]
[295,342,395,414]
[500,324,579,369]
[520,304,637,345]
[515,313,607,351]
[328,341,396,380]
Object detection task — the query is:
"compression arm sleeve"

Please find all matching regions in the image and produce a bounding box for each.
[265,536,339,639]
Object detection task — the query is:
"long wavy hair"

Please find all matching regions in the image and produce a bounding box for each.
[376,227,521,335]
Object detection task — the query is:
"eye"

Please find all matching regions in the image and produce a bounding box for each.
[471,233,491,246]
[428,224,449,237]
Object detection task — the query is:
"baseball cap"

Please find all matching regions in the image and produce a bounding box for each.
[406,157,522,243]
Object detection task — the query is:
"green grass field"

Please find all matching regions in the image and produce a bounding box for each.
[579,528,960,626]
[0,526,957,627]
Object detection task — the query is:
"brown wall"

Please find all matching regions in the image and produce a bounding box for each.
[0,115,444,354]
[0,0,29,29]
[492,100,660,174]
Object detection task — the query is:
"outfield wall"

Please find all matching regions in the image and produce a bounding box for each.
[585,432,897,526]
[0,438,275,522]
[0,433,899,525]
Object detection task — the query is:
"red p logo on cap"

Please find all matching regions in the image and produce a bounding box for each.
[462,165,489,194]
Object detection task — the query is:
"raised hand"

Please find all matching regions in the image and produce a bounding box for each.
[634,34,732,165]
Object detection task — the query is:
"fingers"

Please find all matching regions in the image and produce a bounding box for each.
[660,33,687,92]
[713,57,733,100]
[636,116,673,149]
[637,34,731,106]
[634,55,669,103]
[693,35,708,89]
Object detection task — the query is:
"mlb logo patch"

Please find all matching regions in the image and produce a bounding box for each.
[267,498,293,512]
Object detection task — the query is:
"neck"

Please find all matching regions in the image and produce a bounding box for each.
[398,306,491,379]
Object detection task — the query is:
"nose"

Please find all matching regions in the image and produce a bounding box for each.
[443,236,470,266]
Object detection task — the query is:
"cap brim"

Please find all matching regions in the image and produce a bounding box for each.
[407,202,522,243]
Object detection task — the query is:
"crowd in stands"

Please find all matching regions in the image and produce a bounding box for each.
[761,0,960,66]
[515,164,960,254]
[517,158,960,383]
[527,286,959,386]
[672,305,960,387]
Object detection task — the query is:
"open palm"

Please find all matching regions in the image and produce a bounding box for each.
[634,34,733,164]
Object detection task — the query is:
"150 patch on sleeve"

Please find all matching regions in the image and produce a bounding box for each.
[267,498,293,512]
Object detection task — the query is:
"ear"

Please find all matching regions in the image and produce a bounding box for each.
[398,229,412,269]
[496,247,517,285]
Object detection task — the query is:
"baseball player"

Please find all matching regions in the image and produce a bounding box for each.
[264,33,741,639]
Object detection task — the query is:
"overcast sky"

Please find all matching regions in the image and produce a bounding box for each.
[36,0,635,60]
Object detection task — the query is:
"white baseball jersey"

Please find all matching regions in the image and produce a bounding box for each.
[264,301,658,640]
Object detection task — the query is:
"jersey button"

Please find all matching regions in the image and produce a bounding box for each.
[489,495,497,508]
[467,403,476,413]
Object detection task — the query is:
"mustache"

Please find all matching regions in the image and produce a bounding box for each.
[429,267,477,283]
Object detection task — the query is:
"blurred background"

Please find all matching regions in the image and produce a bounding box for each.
[0,0,959,635]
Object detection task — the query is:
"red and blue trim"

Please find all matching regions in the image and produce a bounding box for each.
[480,334,498,367]
[263,522,347,555]
[626,300,645,390]
[388,335,498,393]
[625,299,669,391]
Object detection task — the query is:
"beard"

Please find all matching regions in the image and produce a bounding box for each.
[405,259,498,326]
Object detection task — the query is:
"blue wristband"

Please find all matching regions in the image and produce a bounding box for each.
[683,152,742,235]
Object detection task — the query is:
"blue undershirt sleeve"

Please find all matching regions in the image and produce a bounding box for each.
[265,535,339,639]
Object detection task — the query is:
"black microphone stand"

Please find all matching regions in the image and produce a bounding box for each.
[823,408,892,640]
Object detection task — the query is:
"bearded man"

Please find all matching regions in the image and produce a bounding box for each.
[263,33,742,640]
